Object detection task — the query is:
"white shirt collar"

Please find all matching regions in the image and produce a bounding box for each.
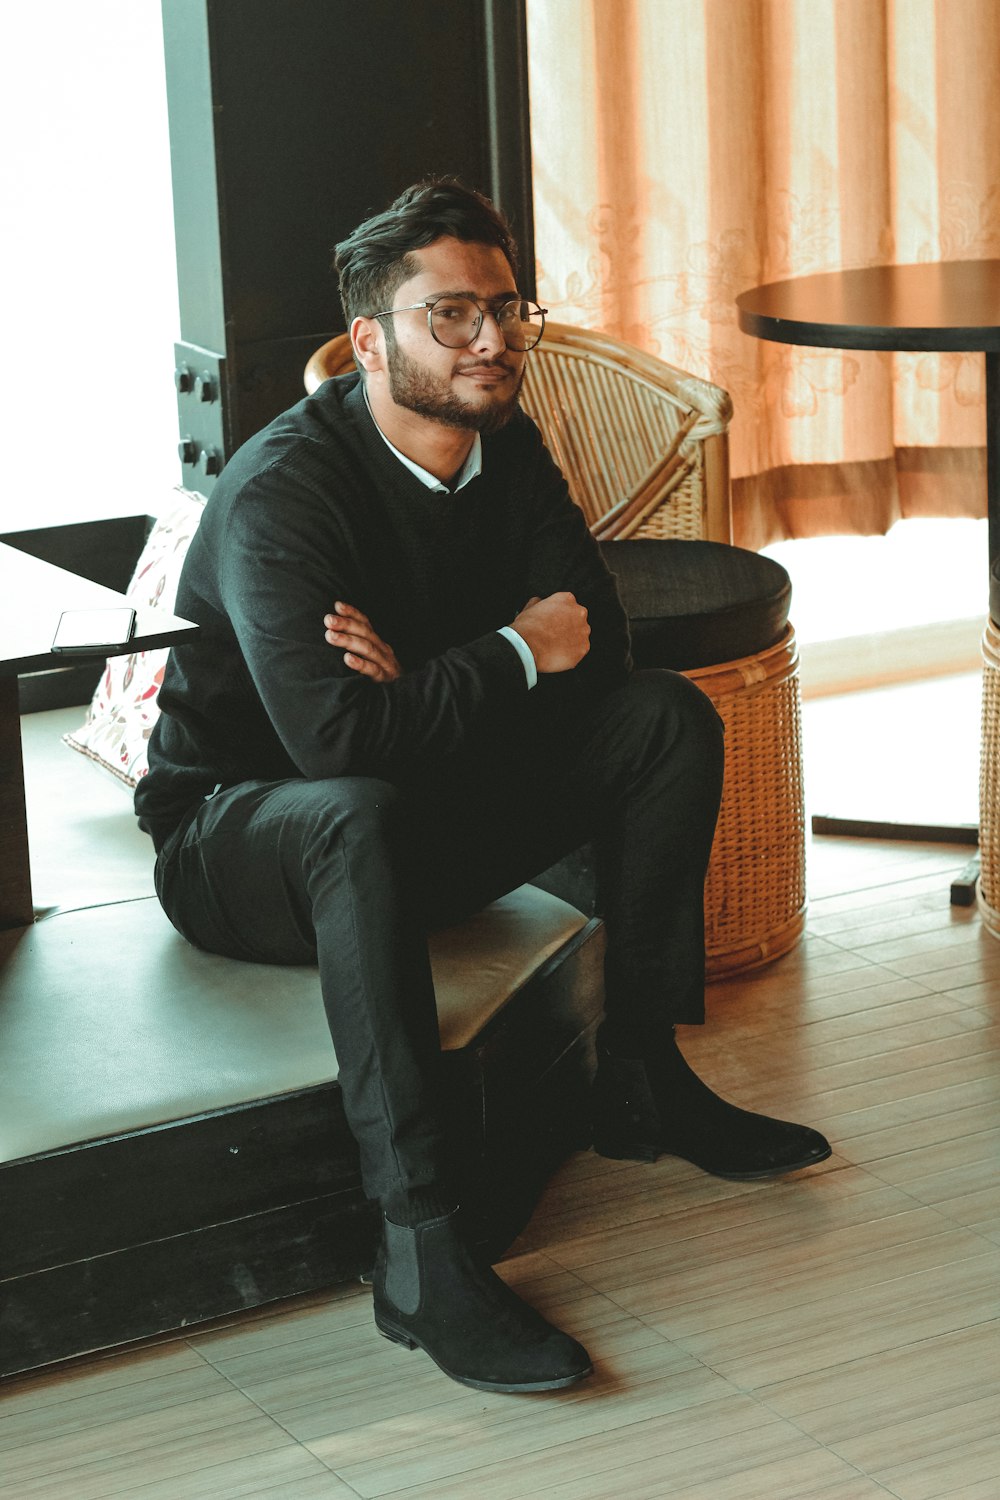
[363,384,482,493]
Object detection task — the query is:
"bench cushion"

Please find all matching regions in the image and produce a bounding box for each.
[0,887,586,1164]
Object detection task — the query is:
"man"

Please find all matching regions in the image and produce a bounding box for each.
[137,180,830,1395]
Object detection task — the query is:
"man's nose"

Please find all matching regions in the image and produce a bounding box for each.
[470,309,508,356]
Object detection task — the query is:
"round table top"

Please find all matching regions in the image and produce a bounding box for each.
[736,259,1000,353]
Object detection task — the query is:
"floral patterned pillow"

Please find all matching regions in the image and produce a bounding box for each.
[62,488,207,788]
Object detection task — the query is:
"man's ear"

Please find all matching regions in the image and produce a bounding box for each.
[351,316,384,375]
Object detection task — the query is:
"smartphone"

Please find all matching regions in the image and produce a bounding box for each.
[51,606,137,653]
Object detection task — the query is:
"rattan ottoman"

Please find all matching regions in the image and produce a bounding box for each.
[978,568,1000,937]
[604,540,807,979]
[683,625,805,975]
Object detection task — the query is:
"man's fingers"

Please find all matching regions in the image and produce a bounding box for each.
[326,626,392,668]
[325,612,376,640]
[325,614,386,652]
[334,600,370,625]
[325,620,378,647]
[344,650,389,682]
[324,605,401,680]
[510,589,591,674]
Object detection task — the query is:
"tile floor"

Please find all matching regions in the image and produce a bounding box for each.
[1,673,997,1499]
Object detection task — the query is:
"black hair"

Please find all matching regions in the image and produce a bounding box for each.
[333,178,520,327]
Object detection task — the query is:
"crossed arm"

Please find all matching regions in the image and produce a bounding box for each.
[324,592,592,683]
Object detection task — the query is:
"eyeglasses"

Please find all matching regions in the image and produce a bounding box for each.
[370,295,547,351]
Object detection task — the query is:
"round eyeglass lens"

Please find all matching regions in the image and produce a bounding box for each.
[428,298,483,347]
[497,300,545,351]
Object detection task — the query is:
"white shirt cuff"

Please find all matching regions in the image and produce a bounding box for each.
[496,626,538,689]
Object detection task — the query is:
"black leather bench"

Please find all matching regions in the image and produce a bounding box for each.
[1,518,799,1380]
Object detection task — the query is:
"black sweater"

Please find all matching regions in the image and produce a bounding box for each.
[136,375,631,850]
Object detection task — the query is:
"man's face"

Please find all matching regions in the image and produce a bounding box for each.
[379,238,526,435]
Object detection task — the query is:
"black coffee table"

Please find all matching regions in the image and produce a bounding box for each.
[737,259,1000,568]
[737,261,1000,898]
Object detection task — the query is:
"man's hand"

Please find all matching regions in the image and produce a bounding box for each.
[323,602,402,683]
[511,592,590,674]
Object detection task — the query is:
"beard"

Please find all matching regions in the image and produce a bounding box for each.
[385,340,525,435]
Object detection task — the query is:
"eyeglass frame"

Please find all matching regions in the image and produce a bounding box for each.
[367,293,548,351]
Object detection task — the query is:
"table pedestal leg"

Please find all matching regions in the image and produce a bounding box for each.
[950,855,981,906]
[988,351,1000,575]
[0,677,34,929]
[812,360,994,902]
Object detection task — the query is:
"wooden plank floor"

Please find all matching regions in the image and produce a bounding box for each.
[3,669,998,1498]
[3,833,997,1500]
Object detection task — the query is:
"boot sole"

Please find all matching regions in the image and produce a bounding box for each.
[591,1133,659,1164]
[593,1137,833,1179]
[374,1316,593,1393]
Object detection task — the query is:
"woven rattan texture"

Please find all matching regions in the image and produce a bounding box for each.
[303,325,733,543]
[979,616,1000,938]
[633,445,706,540]
[520,349,699,537]
[519,328,730,541]
[686,627,807,977]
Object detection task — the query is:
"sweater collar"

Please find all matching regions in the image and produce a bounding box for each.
[359,382,482,494]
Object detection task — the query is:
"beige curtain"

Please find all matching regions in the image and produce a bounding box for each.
[526,0,1000,548]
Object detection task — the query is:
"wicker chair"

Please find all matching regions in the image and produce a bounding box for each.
[682,626,805,974]
[978,562,1000,938]
[304,334,357,387]
[304,324,733,542]
[304,330,805,977]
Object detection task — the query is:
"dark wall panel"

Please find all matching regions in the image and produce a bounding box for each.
[162,0,535,487]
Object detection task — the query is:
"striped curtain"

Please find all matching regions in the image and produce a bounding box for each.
[526,0,1000,548]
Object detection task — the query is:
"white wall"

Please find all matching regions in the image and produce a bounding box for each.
[1,1,180,531]
[764,516,988,690]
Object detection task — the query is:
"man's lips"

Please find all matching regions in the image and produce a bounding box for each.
[456,362,515,384]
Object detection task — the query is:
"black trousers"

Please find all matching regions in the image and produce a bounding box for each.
[153,670,724,1203]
